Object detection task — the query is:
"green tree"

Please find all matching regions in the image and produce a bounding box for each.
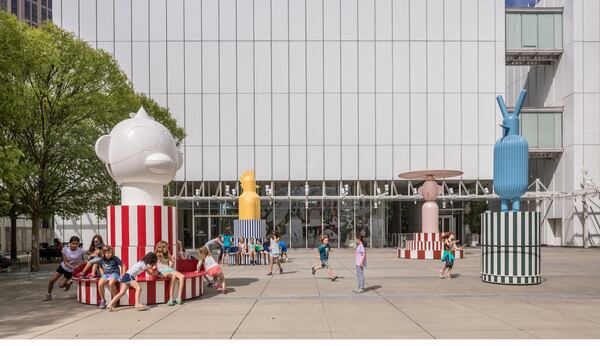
[0,14,184,270]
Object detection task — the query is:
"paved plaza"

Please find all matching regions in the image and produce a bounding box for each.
[0,247,599,339]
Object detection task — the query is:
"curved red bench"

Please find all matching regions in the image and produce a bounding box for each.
[74,259,206,306]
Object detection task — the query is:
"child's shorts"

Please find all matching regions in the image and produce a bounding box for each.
[101,273,120,280]
[120,273,135,284]
[320,260,330,269]
[56,265,73,279]
[159,267,175,275]
[207,265,222,277]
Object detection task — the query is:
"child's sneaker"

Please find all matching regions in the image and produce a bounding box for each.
[167,299,174,306]
[311,267,316,275]
[99,300,107,309]
[176,298,183,305]
[331,276,338,281]
[43,293,52,301]
[64,280,73,291]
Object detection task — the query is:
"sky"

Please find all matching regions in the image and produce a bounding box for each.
[506,0,539,7]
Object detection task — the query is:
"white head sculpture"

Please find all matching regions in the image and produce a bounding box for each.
[95,107,183,205]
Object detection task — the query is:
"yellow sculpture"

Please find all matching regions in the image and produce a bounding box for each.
[239,170,260,220]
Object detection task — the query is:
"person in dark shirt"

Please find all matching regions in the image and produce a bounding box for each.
[311,235,337,281]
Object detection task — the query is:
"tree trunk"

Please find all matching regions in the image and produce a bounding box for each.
[30,214,40,272]
[10,213,17,259]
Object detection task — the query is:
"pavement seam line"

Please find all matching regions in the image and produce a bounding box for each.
[449,297,540,339]
[337,256,437,339]
[229,267,271,339]
[313,265,334,339]
[128,300,188,339]
[516,297,600,327]
[32,308,103,339]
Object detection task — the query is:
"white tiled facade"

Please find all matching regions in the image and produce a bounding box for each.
[52,0,506,182]
[506,0,600,246]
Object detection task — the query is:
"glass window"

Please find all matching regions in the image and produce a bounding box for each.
[11,0,17,15]
[339,198,354,248]
[273,200,290,244]
[506,13,522,49]
[537,14,554,49]
[521,14,538,48]
[521,113,538,147]
[1,0,7,11]
[32,2,37,22]
[290,200,307,247]
[47,9,51,20]
[25,1,30,20]
[306,200,322,248]
[323,200,339,247]
[520,112,563,149]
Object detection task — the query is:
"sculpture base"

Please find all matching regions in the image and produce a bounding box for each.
[480,211,541,285]
[74,274,204,306]
[397,233,464,260]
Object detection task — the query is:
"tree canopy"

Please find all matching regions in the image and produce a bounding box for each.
[0,12,185,270]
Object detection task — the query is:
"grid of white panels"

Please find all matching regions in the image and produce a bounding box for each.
[506,0,600,246]
[53,0,505,181]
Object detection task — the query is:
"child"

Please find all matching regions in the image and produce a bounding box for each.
[267,232,283,275]
[97,245,125,309]
[44,236,88,301]
[155,241,186,305]
[248,238,256,265]
[222,231,233,265]
[354,234,367,293]
[237,237,246,264]
[312,235,337,281]
[254,240,264,264]
[176,240,189,260]
[262,238,270,264]
[198,247,226,294]
[75,235,104,279]
[279,239,288,262]
[107,252,159,311]
[75,245,103,279]
[440,232,464,279]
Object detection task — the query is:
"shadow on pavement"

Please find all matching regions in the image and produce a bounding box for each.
[363,285,382,292]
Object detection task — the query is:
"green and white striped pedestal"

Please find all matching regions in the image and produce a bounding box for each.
[480,211,542,285]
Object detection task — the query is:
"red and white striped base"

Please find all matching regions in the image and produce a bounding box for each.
[397,249,464,259]
[397,232,464,260]
[75,275,204,306]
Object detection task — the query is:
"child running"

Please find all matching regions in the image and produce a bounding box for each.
[440,232,464,279]
[354,234,367,293]
[97,245,125,309]
[107,252,159,311]
[155,241,186,305]
[198,247,227,294]
[312,235,337,281]
[44,236,87,301]
[267,232,283,276]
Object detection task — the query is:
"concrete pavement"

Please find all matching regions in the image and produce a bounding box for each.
[0,247,599,339]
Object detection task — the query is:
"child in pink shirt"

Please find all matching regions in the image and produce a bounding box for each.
[354,234,367,293]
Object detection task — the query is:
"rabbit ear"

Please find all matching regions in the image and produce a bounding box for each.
[496,95,508,118]
[514,89,528,117]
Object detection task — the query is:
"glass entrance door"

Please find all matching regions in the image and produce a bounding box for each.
[439,214,456,233]
[194,216,209,248]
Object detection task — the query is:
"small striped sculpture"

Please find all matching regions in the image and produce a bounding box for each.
[494,90,528,211]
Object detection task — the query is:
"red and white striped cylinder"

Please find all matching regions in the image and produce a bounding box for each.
[75,205,204,305]
[397,232,464,260]
[106,205,176,270]
[76,275,204,306]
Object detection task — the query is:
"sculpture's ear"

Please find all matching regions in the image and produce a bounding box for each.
[496,95,508,118]
[95,135,111,163]
[513,89,528,117]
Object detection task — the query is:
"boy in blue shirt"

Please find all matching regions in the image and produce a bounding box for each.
[311,235,337,281]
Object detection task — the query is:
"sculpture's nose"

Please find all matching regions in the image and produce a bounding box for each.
[145,153,174,174]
